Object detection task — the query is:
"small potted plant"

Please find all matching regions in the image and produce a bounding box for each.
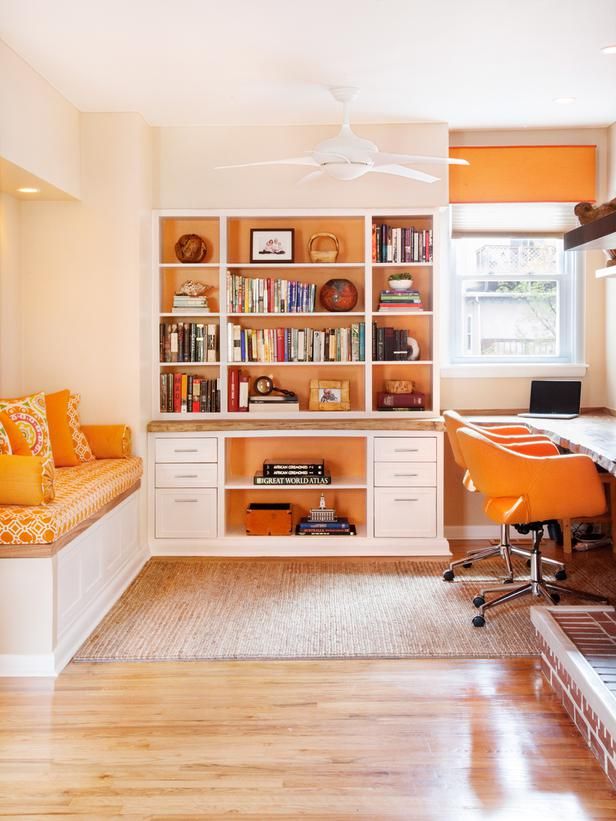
[387,272,414,291]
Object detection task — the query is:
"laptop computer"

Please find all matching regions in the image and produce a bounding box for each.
[518,380,581,420]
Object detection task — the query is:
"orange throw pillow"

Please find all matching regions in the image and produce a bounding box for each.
[45,390,80,468]
[0,412,32,456]
[68,394,95,462]
[0,455,54,505]
[0,392,54,476]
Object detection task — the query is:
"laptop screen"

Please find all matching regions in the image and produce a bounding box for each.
[529,380,581,415]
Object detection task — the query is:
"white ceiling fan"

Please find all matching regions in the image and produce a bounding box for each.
[216,86,469,183]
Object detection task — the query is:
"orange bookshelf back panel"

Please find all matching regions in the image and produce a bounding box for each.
[371,363,433,413]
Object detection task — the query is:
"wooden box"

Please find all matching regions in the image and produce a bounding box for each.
[245,503,293,536]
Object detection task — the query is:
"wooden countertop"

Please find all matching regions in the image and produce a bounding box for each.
[147,417,444,432]
[473,412,616,476]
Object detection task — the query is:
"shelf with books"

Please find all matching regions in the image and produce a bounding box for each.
[371,362,433,414]
[159,320,219,364]
[372,316,432,362]
[371,267,433,313]
[227,216,364,266]
[158,367,221,414]
[371,216,433,264]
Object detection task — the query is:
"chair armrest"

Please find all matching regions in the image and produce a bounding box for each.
[81,425,132,458]
[505,441,560,457]
[480,430,553,446]
[482,424,533,436]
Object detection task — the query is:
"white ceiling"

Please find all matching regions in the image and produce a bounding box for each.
[1,0,616,130]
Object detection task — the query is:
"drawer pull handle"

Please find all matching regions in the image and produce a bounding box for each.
[175,474,199,479]
[394,498,419,503]
[173,448,199,453]
[394,448,419,453]
[174,498,199,503]
[394,473,418,477]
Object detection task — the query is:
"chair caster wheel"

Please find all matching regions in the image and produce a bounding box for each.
[443,569,455,582]
[526,559,531,568]
[502,577,514,585]
[473,595,485,609]
[462,562,473,569]
[472,615,486,627]
[550,593,560,604]
[555,569,567,581]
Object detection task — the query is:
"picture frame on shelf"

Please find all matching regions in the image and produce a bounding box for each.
[309,379,351,412]
[250,229,294,263]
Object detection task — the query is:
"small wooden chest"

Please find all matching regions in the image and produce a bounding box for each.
[245,503,293,536]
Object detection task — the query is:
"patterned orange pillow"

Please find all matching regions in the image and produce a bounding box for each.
[0,393,55,477]
[0,420,11,455]
[68,394,95,462]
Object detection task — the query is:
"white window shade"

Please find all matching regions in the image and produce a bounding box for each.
[451,203,579,237]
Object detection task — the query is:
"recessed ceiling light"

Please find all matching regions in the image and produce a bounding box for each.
[601,44,616,54]
[17,187,40,193]
[553,96,576,104]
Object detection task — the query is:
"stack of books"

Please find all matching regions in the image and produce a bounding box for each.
[377,391,426,412]
[248,395,300,413]
[296,494,356,536]
[378,289,424,312]
[253,459,331,485]
[172,294,210,314]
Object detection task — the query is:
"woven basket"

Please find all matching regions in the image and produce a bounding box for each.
[308,232,339,263]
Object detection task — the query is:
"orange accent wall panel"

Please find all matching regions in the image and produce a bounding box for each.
[449,145,596,203]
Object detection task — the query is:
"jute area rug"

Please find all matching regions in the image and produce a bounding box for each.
[74,552,616,662]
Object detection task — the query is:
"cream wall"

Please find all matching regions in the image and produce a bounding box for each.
[0,192,22,395]
[19,113,152,453]
[0,40,80,198]
[605,122,616,410]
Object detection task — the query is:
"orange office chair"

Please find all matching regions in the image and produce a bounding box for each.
[457,426,609,626]
[442,410,566,583]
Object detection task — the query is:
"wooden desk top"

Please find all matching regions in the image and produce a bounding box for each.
[473,412,616,476]
[147,417,444,433]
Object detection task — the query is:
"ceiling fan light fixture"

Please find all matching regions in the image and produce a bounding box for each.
[322,162,371,180]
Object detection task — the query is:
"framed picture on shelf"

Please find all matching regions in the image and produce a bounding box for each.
[250,229,294,263]
[309,379,351,412]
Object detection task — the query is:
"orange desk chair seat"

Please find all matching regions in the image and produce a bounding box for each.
[443,410,565,583]
[457,426,609,626]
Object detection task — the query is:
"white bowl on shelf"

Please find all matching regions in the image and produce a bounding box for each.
[387,278,413,291]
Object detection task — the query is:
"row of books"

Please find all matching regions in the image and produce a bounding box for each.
[160,374,221,413]
[372,324,420,361]
[372,224,433,263]
[159,323,219,363]
[378,289,424,312]
[227,273,317,313]
[227,323,366,363]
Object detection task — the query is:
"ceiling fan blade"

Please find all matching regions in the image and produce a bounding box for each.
[370,164,439,183]
[216,156,318,170]
[373,152,469,167]
[297,170,324,184]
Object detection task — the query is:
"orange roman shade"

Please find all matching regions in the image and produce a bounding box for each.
[449,145,596,204]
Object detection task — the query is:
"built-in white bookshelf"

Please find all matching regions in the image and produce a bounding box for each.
[152,209,441,419]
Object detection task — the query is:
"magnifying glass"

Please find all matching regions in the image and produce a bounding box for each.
[254,375,297,399]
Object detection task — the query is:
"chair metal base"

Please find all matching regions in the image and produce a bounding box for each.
[443,524,565,584]
[472,526,609,625]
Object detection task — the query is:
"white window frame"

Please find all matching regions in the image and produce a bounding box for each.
[442,233,586,379]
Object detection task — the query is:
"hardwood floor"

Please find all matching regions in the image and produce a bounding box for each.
[1,658,615,818]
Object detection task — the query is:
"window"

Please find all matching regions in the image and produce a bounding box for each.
[450,235,581,364]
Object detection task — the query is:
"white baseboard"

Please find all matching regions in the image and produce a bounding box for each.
[445,526,500,540]
[54,547,149,675]
[0,653,56,677]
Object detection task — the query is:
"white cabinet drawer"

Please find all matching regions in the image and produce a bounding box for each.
[374,488,436,538]
[155,437,217,463]
[155,489,217,538]
[155,463,218,488]
[374,437,436,463]
[374,462,437,487]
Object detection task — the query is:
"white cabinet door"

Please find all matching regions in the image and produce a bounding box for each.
[374,437,436,463]
[155,438,217,463]
[155,489,217,538]
[374,488,436,538]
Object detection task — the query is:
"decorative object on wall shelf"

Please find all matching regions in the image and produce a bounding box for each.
[309,379,351,411]
[250,228,294,263]
[253,375,298,399]
[245,502,293,536]
[574,199,616,266]
[308,232,339,263]
[319,278,358,312]
[384,379,414,394]
[173,280,211,313]
[175,234,208,263]
[388,272,414,291]
[377,287,423,312]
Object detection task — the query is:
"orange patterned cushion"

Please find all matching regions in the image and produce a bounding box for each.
[45,389,80,468]
[0,393,54,476]
[68,394,95,462]
[0,457,142,545]
[0,421,11,455]
[0,412,32,456]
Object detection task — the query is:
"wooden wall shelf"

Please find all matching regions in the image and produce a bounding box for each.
[564,210,616,252]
